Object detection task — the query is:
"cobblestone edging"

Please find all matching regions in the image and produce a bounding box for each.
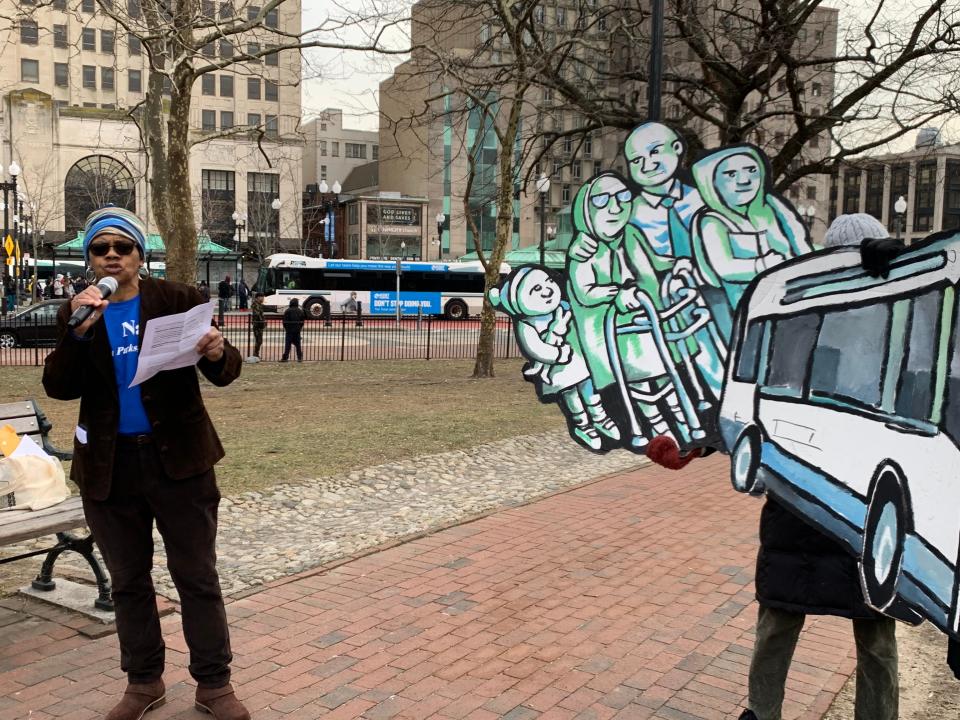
[159,430,645,598]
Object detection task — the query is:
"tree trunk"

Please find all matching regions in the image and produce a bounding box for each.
[472,100,522,379]
[144,68,170,259]
[163,73,199,283]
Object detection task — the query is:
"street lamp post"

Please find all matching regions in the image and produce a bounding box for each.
[536,173,551,266]
[435,212,445,261]
[232,210,246,293]
[1,162,20,316]
[271,197,282,254]
[894,195,907,243]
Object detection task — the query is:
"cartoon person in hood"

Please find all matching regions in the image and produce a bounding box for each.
[690,145,812,338]
[490,265,620,451]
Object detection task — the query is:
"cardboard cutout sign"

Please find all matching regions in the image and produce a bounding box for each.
[491,122,811,454]
[719,232,960,637]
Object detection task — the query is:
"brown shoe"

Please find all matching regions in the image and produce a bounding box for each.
[105,679,166,720]
[195,683,251,720]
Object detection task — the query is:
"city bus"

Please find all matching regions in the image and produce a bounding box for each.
[719,232,960,636]
[253,254,508,319]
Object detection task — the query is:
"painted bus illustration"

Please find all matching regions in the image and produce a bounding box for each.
[719,233,960,636]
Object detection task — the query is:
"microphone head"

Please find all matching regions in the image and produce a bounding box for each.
[97,276,119,294]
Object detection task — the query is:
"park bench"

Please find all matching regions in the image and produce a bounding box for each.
[0,400,112,611]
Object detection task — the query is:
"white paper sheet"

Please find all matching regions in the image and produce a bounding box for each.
[129,302,214,387]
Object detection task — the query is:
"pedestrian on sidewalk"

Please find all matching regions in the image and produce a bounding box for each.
[280,297,305,362]
[251,292,266,358]
[237,277,249,310]
[650,214,906,720]
[42,206,250,720]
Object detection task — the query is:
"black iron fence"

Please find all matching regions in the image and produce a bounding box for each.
[0,312,521,367]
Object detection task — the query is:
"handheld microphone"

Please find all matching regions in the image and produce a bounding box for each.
[67,276,119,329]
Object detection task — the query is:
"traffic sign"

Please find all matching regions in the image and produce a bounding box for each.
[2,235,12,257]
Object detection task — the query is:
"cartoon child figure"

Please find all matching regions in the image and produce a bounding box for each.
[691,145,811,339]
[490,266,620,451]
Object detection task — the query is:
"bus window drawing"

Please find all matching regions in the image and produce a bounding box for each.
[494,122,810,455]
[720,232,960,640]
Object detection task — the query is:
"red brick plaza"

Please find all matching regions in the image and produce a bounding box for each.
[1,457,856,720]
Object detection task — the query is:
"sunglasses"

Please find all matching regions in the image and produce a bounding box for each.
[88,239,137,257]
[590,189,632,209]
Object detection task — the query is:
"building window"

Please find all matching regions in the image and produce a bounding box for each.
[556,7,566,26]
[53,0,66,8]
[202,109,216,131]
[806,186,817,201]
[18,59,37,84]
[265,47,278,66]
[201,0,214,16]
[219,39,234,58]
[534,5,544,23]
[944,160,960,231]
[319,141,327,156]
[264,80,278,101]
[201,169,235,246]
[593,160,602,176]
[202,43,214,57]
[809,134,820,149]
[221,111,234,129]
[82,64,96,88]
[265,114,277,138]
[81,0,94,12]
[101,29,114,53]
[246,42,261,60]
[55,62,69,87]
[811,82,822,97]
[101,103,115,109]
[572,162,582,180]
[372,145,378,160]
[101,67,114,90]
[562,185,570,203]
[345,143,366,159]
[248,172,280,242]
[552,159,561,177]
[247,77,261,100]
[331,141,339,157]
[246,4,260,19]
[54,24,67,48]
[864,166,884,220]
[129,34,141,55]
[914,160,937,232]
[247,113,260,127]
[219,75,233,97]
[563,135,572,154]
[320,164,327,180]
[584,135,592,157]
[82,27,96,51]
[202,74,215,95]
[218,1,234,19]
[128,69,141,92]
[127,0,140,17]
[20,20,38,45]
[842,170,861,214]
[265,8,278,27]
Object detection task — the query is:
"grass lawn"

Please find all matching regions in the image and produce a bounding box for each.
[1,359,564,496]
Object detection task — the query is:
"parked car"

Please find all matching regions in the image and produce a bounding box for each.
[0,300,67,348]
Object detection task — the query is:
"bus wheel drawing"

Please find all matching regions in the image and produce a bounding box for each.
[860,463,909,611]
[303,297,328,320]
[731,427,764,495]
[445,299,469,320]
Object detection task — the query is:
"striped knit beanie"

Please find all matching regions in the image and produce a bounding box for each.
[82,205,147,261]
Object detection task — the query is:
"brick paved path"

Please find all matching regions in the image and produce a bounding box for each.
[1,457,856,720]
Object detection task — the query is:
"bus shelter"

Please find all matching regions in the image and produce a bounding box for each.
[52,232,237,281]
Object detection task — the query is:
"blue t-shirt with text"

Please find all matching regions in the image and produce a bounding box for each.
[103,296,151,435]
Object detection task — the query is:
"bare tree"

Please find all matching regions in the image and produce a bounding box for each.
[382,0,563,377]
[516,0,960,190]
[6,0,413,282]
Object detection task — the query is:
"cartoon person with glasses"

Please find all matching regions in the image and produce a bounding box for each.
[566,172,693,448]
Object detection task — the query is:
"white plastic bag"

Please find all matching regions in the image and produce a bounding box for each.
[0,455,69,511]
